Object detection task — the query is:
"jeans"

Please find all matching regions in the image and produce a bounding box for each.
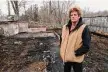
[64,62,82,72]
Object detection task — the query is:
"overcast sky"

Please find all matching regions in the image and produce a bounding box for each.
[0,0,108,15]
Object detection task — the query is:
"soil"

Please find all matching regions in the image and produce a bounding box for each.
[0,32,108,72]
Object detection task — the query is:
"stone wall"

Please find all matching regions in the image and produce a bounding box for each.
[0,23,19,36]
[0,22,46,36]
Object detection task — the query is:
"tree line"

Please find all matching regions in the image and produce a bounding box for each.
[1,0,108,26]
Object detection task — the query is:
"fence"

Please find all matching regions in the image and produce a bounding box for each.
[83,16,108,33]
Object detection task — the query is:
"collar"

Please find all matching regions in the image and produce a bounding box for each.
[66,17,83,32]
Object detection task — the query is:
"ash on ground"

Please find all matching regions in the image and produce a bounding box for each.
[0,32,108,72]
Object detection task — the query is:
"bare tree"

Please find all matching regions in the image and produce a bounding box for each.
[19,0,27,15]
[39,0,75,27]
[7,0,10,16]
[33,4,38,21]
[20,4,39,21]
[11,0,19,16]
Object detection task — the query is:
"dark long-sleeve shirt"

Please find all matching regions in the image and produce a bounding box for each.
[75,26,91,56]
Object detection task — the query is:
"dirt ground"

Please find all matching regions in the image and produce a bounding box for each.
[84,34,108,72]
[0,32,108,72]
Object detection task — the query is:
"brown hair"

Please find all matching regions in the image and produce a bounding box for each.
[69,6,82,18]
